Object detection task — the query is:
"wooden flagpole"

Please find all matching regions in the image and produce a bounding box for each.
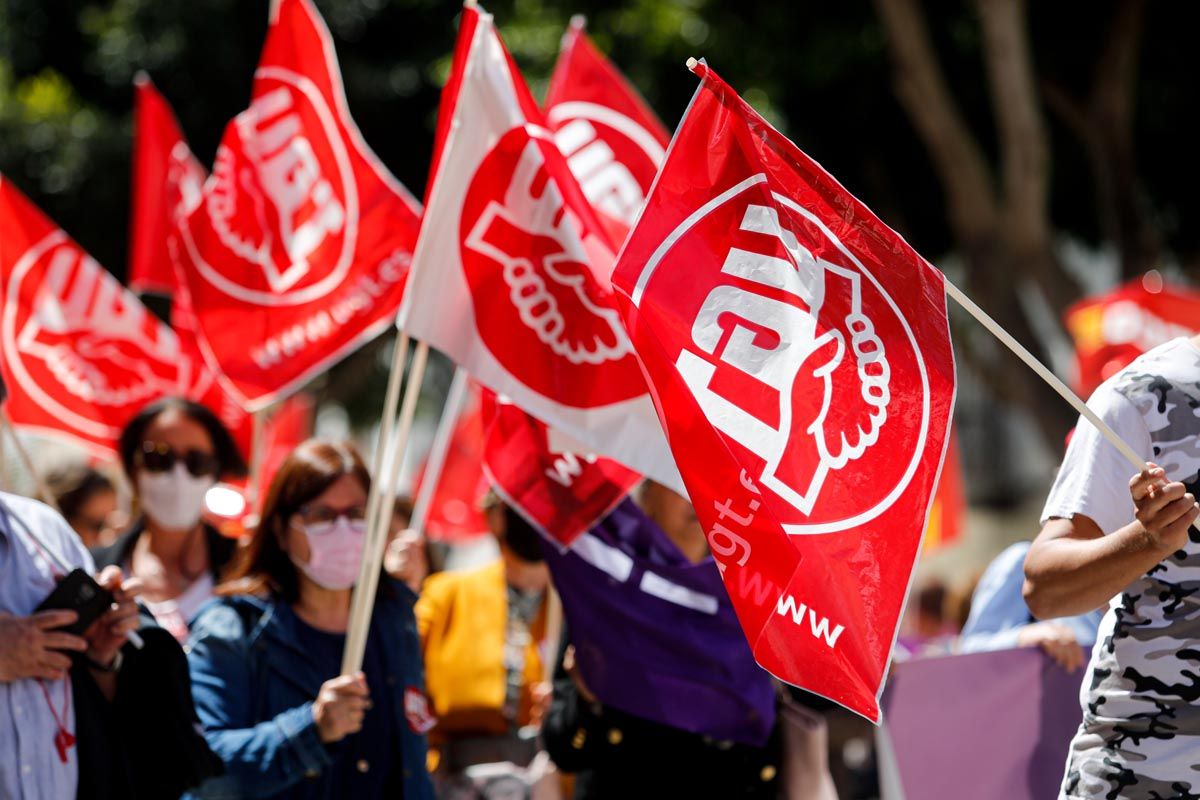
[342,341,429,675]
[407,366,469,537]
[362,332,410,558]
[941,281,1146,472]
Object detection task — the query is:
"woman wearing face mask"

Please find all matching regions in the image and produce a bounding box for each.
[92,398,246,642]
[185,439,434,800]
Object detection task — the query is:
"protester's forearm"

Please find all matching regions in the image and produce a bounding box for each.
[1024,521,1171,618]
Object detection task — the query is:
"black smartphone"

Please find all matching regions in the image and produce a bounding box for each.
[35,569,114,638]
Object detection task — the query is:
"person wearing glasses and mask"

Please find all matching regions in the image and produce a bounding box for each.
[92,398,246,641]
[185,439,435,800]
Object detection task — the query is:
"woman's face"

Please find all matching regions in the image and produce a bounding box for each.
[283,473,369,566]
[69,488,119,549]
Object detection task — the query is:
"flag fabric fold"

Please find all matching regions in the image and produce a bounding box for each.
[129,74,207,295]
[545,17,670,238]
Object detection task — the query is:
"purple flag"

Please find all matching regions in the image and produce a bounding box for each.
[543,499,777,746]
[881,647,1084,799]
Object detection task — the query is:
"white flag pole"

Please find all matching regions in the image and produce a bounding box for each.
[342,340,429,675]
[941,280,1146,472]
[407,366,470,537]
[362,332,410,564]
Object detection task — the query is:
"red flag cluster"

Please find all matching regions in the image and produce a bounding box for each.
[0,1,973,720]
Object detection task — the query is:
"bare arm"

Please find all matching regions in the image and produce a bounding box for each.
[1024,464,1199,619]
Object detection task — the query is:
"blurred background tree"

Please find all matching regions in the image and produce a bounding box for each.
[2,0,1196,505]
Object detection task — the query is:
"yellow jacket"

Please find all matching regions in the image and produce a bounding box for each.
[415,559,546,741]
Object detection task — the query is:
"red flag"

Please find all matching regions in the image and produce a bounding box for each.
[481,392,640,547]
[0,177,193,454]
[545,17,670,236]
[609,62,956,721]
[1065,278,1200,396]
[128,74,206,295]
[176,0,422,410]
[169,283,254,456]
[412,387,489,543]
[397,4,681,491]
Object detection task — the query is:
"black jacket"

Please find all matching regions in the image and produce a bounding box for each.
[91,518,237,581]
[72,612,223,800]
[542,632,783,799]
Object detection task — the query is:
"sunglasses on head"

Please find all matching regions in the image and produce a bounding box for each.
[138,441,220,478]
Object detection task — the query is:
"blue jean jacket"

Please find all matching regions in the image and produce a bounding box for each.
[184,581,434,800]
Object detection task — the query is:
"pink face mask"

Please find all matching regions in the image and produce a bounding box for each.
[291,516,367,590]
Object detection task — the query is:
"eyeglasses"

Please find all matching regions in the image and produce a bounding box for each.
[294,504,368,527]
[137,441,220,478]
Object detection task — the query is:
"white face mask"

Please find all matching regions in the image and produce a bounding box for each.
[137,463,215,531]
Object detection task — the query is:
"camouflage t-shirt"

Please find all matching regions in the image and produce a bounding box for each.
[1042,337,1200,800]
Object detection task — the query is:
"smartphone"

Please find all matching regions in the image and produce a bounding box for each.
[35,569,114,638]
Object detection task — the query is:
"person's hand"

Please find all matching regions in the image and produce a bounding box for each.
[0,609,88,683]
[529,680,552,728]
[1017,621,1086,672]
[384,529,428,593]
[563,645,597,706]
[313,673,371,743]
[1131,463,1199,554]
[83,566,143,668]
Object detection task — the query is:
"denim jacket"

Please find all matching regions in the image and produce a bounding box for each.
[184,581,434,800]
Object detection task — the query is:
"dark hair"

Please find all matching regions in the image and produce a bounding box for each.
[217,439,370,602]
[47,465,115,522]
[119,397,247,480]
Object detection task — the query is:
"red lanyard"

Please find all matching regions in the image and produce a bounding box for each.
[37,678,75,763]
[4,504,79,764]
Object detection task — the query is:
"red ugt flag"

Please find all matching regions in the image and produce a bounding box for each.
[129,74,206,295]
[481,392,640,548]
[610,62,956,721]
[397,3,681,491]
[0,177,192,455]
[177,0,422,410]
[545,17,669,237]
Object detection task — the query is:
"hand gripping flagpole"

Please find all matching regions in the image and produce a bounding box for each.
[408,366,469,538]
[342,339,429,676]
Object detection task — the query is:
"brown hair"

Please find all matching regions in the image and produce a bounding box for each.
[217,439,371,603]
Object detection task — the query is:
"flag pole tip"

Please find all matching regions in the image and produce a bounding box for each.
[464,0,478,8]
[569,14,586,29]
[686,57,700,72]
[133,70,150,86]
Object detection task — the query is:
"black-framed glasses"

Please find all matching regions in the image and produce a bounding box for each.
[138,441,219,478]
